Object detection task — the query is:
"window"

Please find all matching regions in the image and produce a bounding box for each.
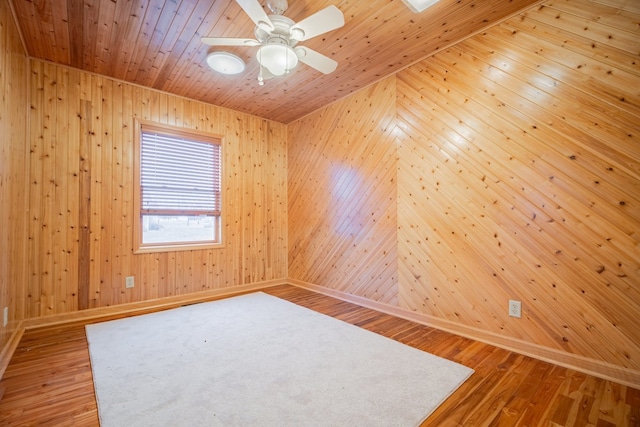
[134,121,222,252]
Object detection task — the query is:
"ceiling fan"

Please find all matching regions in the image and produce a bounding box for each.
[202,0,344,84]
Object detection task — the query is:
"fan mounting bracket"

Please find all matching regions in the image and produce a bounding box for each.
[266,0,289,15]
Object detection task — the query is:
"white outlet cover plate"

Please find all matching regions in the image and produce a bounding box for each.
[508,300,522,318]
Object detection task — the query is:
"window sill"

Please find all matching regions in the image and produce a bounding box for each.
[134,242,225,254]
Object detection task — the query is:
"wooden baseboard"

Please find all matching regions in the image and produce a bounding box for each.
[23,279,287,330]
[5,277,638,388]
[0,324,25,380]
[288,279,640,388]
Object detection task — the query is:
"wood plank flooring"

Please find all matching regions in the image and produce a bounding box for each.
[0,285,638,426]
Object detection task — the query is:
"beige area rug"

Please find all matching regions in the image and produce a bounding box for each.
[86,292,473,426]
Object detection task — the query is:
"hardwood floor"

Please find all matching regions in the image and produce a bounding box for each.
[0,285,638,426]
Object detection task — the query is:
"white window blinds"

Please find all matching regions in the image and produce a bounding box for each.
[140,128,221,215]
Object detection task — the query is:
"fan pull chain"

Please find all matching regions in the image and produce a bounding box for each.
[258,65,265,85]
[285,47,290,74]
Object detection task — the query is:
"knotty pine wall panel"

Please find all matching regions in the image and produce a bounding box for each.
[288,0,639,381]
[0,0,28,352]
[288,77,398,304]
[25,60,287,318]
[396,0,639,374]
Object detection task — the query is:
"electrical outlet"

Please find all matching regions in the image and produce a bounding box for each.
[3,307,8,327]
[508,300,522,318]
[125,276,135,289]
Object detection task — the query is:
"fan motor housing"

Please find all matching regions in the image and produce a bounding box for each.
[254,15,299,47]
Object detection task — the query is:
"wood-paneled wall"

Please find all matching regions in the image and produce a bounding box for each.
[0,0,28,353]
[288,77,399,304]
[289,0,640,382]
[3,0,638,385]
[24,60,287,318]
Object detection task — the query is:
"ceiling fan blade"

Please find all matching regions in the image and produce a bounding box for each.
[294,46,338,74]
[290,6,344,41]
[235,0,274,32]
[201,37,261,47]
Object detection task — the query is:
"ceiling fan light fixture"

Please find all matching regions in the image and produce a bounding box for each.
[402,0,440,13]
[202,0,345,84]
[257,43,299,76]
[206,51,245,75]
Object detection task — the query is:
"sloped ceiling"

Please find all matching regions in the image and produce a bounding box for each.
[11,0,541,123]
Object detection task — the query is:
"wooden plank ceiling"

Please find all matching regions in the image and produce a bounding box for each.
[10,0,541,123]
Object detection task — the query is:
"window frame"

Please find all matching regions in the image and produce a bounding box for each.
[133,119,225,253]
